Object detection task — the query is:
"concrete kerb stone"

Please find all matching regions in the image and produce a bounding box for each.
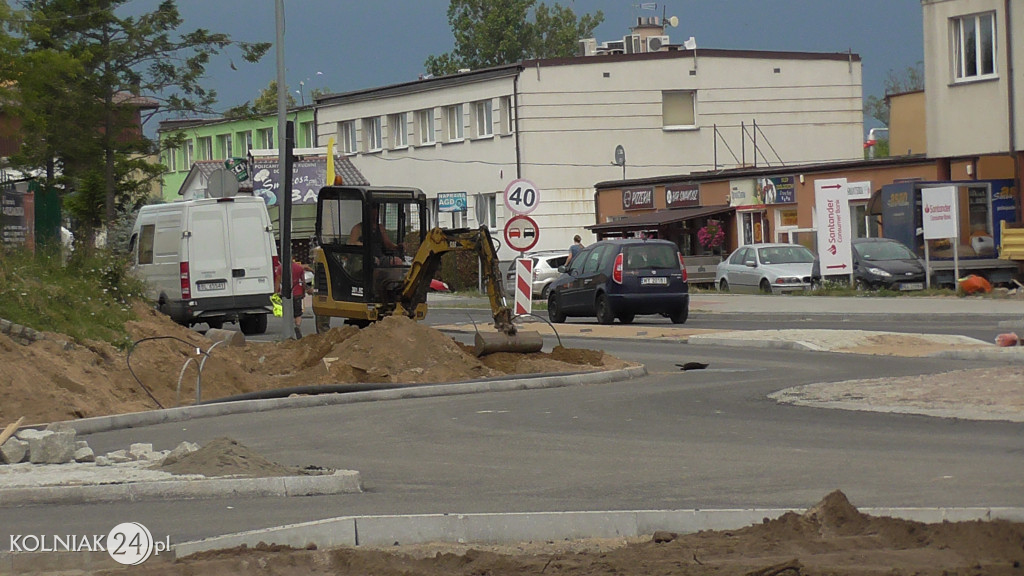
[687,334,825,352]
[60,366,648,436]
[0,470,362,506]
[173,506,1024,558]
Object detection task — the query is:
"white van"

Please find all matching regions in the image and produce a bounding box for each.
[128,196,278,334]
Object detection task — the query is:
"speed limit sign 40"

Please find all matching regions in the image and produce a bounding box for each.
[504,178,540,215]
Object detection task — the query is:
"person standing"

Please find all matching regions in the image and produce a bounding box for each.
[275,258,312,339]
[567,234,585,263]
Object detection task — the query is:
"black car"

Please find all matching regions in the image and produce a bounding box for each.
[851,238,926,290]
[546,238,689,324]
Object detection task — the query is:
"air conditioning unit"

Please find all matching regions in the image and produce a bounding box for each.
[646,35,670,52]
[601,40,625,54]
[623,34,642,54]
[578,38,597,57]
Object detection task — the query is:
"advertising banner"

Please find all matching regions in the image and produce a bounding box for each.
[438,192,468,213]
[251,156,329,206]
[1,184,34,251]
[921,186,958,240]
[814,178,852,274]
[756,176,796,204]
[622,187,654,211]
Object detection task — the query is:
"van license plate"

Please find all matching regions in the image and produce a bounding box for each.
[641,277,668,285]
[898,282,923,291]
[197,281,227,291]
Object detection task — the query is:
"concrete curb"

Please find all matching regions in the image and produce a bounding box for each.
[172,506,1024,557]
[55,365,647,436]
[0,470,362,507]
[686,334,826,352]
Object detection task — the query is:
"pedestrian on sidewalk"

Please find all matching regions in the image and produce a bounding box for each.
[567,234,585,263]
[275,258,313,339]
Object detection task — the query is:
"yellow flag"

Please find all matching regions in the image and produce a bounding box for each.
[326,137,336,186]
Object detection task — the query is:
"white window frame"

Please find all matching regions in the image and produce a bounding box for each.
[662,90,696,130]
[218,134,232,159]
[446,104,464,142]
[389,112,408,149]
[416,108,435,145]
[952,11,997,82]
[238,131,253,154]
[474,100,493,138]
[197,136,213,160]
[340,121,357,154]
[184,140,194,168]
[165,147,178,171]
[363,116,382,152]
[257,127,274,149]
[300,121,314,148]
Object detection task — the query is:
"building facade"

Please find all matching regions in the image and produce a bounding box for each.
[315,48,864,260]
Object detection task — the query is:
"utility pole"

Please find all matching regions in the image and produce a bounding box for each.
[276,0,293,341]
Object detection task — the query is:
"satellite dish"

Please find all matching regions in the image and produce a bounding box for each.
[667,15,679,28]
[206,168,239,199]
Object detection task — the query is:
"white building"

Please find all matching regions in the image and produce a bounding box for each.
[315,47,864,260]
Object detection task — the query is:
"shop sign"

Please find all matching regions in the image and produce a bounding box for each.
[779,209,799,227]
[729,179,759,207]
[847,181,872,201]
[439,192,468,213]
[756,176,796,204]
[665,183,700,208]
[622,187,654,211]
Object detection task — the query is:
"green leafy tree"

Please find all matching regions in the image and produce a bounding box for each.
[7,0,270,242]
[425,0,603,76]
[224,80,301,119]
[864,62,925,127]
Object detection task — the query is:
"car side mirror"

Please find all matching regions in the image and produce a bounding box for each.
[558,265,566,273]
[744,260,757,268]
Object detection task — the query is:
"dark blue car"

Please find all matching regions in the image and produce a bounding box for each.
[547,238,689,324]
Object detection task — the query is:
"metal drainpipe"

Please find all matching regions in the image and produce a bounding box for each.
[1005,0,1021,221]
[514,70,522,179]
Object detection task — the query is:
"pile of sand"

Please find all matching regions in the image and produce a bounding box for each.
[0,305,630,426]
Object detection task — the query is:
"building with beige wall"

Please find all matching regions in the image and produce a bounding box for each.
[314,48,864,260]
[888,90,927,156]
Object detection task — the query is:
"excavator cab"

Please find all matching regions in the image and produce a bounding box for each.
[312,186,427,330]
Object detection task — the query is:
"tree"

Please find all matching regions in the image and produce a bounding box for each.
[425,0,603,77]
[864,62,925,127]
[7,0,270,240]
[224,80,297,119]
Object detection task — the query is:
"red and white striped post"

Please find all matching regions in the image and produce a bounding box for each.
[514,257,533,316]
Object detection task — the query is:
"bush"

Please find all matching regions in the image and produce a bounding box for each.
[0,246,149,347]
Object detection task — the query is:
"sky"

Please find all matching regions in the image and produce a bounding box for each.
[137,1,925,135]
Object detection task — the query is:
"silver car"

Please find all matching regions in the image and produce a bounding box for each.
[504,251,570,299]
[715,243,817,294]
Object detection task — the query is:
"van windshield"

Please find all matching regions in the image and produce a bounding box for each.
[622,244,679,270]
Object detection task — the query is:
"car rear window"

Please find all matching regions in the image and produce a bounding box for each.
[543,256,568,268]
[622,244,679,270]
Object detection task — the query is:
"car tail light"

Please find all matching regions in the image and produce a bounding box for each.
[179,262,191,299]
[612,253,623,284]
[678,254,688,282]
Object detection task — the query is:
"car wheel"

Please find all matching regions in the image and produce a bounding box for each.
[315,314,331,334]
[855,278,871,291]
[539,283,551,300]
[718,279,729,292]
[548,294,566,324]
[618,313,635,324]
[759,279,772,294]
[669,305,689,324]
[595,294,615,325]
[239,314,267,335]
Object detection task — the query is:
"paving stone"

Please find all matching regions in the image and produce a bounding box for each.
[73,446,95,463]
[27,430,76,464]
[105,450,131,463]
[0,438,28,464]
[128,443,156,461]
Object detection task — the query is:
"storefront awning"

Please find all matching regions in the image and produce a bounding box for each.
[587,205,734,235]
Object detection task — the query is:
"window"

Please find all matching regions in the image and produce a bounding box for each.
[257,127,274,149]
[138,224,155,265]
[363,116,382,152]
[499,96,514,135]
[484,193,496,228]
[389,112,408,148]
[238,131,253,153]
[184,140,194,168]
[197,136,213,160]
[446,104,464,141]
[164,147,178,171]
[340,121,357,154]
[218,134,232,159]
[416,108,435,145]
[662,90,696,128]
[953,12,996,81]
[474,100,493,138]
[299,121,314,148]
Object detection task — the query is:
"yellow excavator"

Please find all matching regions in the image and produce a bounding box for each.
[309,186,543,356]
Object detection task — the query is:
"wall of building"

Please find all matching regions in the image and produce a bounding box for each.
[889,91,927,156]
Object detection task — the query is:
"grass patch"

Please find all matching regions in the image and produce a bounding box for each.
[0,247,149,348]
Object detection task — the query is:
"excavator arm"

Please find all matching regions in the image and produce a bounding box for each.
[398,226,517,335]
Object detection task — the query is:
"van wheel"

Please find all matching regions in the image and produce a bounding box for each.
[315,314,331,334]
[206,320,224,330]
[595,294,615,325]
[670,306,689,324]
[548,294,566,324]
[239,314,268,335]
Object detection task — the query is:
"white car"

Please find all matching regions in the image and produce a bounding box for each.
[715,243,817,294]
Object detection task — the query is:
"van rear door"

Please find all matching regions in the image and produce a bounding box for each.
[226,200,275,296]
[187,202,233,296]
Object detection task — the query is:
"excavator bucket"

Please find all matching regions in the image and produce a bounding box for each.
[473,330,544,357]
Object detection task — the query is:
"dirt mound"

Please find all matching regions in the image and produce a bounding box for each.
[158,437,308,478]
[0,305,632,426]
[103,490,1024,575]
